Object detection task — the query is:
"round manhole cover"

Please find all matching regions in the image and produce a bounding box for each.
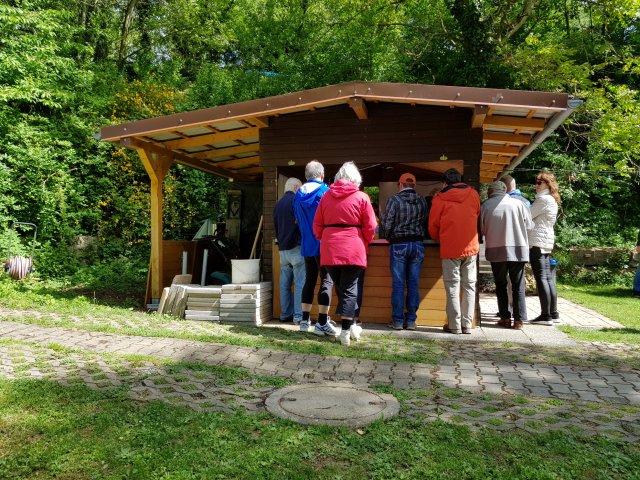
[265,383,400,426]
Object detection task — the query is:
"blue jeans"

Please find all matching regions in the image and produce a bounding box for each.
[279,246,306,321]
[390,242,425,326]
[634,262,640,295]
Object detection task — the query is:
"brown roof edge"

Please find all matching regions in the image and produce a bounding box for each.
[499,97,585,180]
[99,81,570,142]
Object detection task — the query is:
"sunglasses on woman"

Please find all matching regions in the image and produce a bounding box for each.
[535,179,546,185]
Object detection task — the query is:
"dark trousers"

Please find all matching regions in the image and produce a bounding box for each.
[491,261,527,321]
[301,256,333,307]
[530,247,558,319]
[354,269,365,318]
[325,265,362,329]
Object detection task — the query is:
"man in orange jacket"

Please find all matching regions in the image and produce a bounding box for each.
[428,168,480,335]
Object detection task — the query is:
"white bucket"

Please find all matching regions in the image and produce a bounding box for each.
[231,259,260,284]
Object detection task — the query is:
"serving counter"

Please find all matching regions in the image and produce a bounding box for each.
[272,239,477,327]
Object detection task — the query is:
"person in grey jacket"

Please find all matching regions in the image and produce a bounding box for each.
[481,181,534,330]
[528,171,560,325]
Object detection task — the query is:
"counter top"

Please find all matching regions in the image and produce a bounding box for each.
[369,239,439,246]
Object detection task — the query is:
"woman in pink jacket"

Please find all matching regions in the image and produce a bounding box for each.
[313,162,377,346]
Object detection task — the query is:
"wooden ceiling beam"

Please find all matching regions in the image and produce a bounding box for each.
[161,127,260,150]
[483,132,533,145]
[349,97,368,120]
[483,115,545,130]
[213,155,260,168]
[193,143,259,160]
[483,144,521,156]
[235,166,264,175]
[481,164,507,173]
[480,177,499,184]
[120,138,253,181]
[472,105,488,128]
[249,116,269,128]
[480,155,511,165]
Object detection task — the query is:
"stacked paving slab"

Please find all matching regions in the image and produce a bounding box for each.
[220,282,272,326]
[184,286,222,321]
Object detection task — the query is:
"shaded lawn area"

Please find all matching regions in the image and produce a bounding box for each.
[1,379,638,480]
[558,284,640,344]
[0,277,444,365]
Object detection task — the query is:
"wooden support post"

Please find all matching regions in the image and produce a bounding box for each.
[135,146,173,303]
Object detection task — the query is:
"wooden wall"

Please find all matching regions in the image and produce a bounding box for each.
[272,242,473,327]
[260,102,482,282]
[262,166,277,281]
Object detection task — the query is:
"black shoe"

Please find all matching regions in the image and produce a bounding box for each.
[530,315,553,326]
[461,328,471,334]
[280,316,294,323]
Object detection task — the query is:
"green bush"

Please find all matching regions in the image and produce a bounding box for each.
[67,258,147,294]
[556,249,634,286]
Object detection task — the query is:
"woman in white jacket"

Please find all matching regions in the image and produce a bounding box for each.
[528,171,560,325]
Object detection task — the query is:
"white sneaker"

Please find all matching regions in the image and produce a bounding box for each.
[350,324,362,342]
[338,330,351,346]
[300,321,311,332]
[314,321,338,337]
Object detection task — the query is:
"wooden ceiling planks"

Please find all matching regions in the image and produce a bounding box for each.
[161,127,259,150]
[193,142,259,160]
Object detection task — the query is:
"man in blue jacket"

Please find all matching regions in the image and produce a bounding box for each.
[273,177,305,323]
[294,160,336,335]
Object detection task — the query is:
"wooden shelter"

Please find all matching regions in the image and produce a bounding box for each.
[100,81,580,315]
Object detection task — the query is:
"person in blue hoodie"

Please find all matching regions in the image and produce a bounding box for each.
[501,175,530,207]
[293,160,336,335]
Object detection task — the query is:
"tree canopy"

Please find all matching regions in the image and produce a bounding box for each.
[1,0,639,275]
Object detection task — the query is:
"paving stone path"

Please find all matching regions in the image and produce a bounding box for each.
[1,320,639,442]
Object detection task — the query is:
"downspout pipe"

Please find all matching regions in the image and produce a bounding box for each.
[499,97,584,179]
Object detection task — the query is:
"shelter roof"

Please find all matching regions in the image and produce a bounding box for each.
[99,81,580,183]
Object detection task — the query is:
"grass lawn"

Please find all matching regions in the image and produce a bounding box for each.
[0,277,444,365]
[1,378,638,480]
[557,284,640,344]
[1,276,640,478]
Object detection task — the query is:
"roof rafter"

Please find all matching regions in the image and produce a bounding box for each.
[213,155,260,168]
[483,115,545,130]
[483,132,533,145]
[120,137,254,181]
[349,97,369,120]
[161,127,259,150]
[472,105,488,128]
[193,143,259,160]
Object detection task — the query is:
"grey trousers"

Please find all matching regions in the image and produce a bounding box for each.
[442,255,477,331]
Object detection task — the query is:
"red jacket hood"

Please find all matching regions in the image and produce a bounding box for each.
[327,180,360,199]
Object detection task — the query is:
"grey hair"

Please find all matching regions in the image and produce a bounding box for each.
[488,180,507,196]
[501,175,516,191]
[334,161,362,187]
[284,177,302,193]
[305,160,324,180]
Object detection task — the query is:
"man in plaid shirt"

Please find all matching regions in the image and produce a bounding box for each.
[381,173,428,330]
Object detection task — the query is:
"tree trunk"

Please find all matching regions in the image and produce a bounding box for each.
[118,0,140,70]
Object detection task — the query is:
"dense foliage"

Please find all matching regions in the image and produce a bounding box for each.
[1,0,639,279]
